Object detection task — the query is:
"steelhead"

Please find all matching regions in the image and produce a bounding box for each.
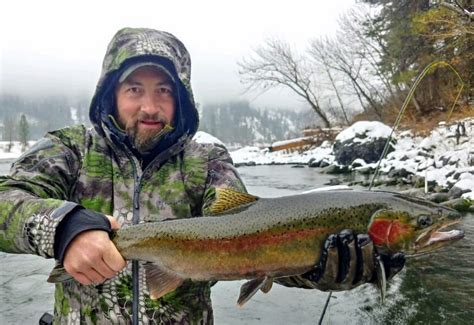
[48,188,464,305]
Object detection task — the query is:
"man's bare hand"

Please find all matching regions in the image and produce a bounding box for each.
[63,216,127,285]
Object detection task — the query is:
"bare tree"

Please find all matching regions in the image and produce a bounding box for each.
[308,38,351,125]
[238,38,331,127]
[311,35,384,119]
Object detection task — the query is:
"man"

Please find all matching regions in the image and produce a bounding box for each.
[0,28,404,324]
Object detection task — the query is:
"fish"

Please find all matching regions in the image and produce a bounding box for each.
[48,188,464,306]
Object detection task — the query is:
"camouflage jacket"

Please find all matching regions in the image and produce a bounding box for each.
[0,27,246,324]
[0,125,245,324]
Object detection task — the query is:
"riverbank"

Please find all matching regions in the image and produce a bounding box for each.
[229,117,473,209]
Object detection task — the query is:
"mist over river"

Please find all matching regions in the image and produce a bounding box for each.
[1,163,473,324]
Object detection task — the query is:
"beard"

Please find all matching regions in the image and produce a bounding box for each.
[124,112,172,153]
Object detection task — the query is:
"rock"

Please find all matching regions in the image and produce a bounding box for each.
[428,192,450,203]
[411,175,426,188]
[355,166,374,175]
[321,165,350,174]
[385,179,398,186]
[388,168,412,178]
[399,188,426,198]
[350,159,366,168]
[448,186,471,199]
[308,159,321,168]
[319,160,331,168]
[417,150,434,158]
[333,137,394,166]
[291,165,305,168]
[442,198,474,212]
[433,185,447,193]
[324,178,342,186]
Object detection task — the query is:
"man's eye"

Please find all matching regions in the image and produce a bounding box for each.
[158,87,173,95]
[128,87,141,94]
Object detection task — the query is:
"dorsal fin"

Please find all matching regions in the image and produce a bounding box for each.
[208,188,259,215]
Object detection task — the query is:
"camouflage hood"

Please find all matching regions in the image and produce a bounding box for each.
[89,27,199,156]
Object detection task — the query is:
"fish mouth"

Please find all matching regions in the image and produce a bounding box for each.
[411,220,464,256]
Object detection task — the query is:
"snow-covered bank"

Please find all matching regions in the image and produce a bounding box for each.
[229,118,474,203]
[0,141,35,161]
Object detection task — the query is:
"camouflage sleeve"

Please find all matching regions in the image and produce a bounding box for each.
[201,143,247,215]
[0,128,85,258]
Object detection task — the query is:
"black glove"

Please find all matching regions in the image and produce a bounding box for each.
[301,229,405,291]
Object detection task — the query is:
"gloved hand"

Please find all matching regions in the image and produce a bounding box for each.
[301,229,405,291]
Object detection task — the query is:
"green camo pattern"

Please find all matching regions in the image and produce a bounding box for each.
[0,125,245,324]
[0,27,246,324]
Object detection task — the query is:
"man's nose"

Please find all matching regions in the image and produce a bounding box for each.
[140,93,161,114]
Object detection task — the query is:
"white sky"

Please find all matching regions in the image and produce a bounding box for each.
[1,0,356,108]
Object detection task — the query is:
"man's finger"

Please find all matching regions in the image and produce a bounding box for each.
[102,243,127,272]
[337,229,357,284]
[73,272,94,286]
[94,259,118,279]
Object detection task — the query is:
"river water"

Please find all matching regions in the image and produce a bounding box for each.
[0,162,473,324]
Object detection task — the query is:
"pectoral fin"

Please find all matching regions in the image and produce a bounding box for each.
[237,277,273,307]
[375,255,387,303]
[144,263,185,300]
[260,278,273,293]
[47,265,73,283]
[208,188,259,215]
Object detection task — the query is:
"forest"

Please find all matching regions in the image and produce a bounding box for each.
[1,0,472,146]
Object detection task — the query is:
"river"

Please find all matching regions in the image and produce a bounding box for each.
[0,162,473,324]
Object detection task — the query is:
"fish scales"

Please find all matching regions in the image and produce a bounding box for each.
[48,189,464,305]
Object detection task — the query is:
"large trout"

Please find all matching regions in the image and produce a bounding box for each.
[48,188,464,305]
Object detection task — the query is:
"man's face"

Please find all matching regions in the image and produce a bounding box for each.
[115,66,175,152]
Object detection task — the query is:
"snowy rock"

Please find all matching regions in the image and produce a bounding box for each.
[333,123,395,166]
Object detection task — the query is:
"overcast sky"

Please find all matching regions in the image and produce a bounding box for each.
[1,0,356,108]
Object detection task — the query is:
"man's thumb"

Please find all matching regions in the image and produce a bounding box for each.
[105,215,121,230]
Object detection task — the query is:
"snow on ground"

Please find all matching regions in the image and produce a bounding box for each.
[0,141,36,160]
[229,117,473,194]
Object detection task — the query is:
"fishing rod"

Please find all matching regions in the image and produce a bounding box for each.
[318,60,463,324]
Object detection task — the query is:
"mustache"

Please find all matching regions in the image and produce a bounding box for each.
[136,112,170,124]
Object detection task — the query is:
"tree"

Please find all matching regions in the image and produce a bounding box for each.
[18,114,30,152]
[2,116,15,153]
[238,38,331,127]
[359,0,472,114]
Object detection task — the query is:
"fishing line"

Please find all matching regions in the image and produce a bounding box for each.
[369,61,464,190]
[318,60,463,325]
[317,291,332,325]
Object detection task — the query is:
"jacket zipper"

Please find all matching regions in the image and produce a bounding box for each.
[121,138,186,324]
[126,152,142,325]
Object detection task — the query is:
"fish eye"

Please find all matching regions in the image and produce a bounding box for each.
[418,215,433,228]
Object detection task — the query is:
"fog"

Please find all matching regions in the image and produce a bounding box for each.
[1,0,355,109]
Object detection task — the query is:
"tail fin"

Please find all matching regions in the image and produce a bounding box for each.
[47,265,73,283]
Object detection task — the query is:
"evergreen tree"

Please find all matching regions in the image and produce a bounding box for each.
[18,113,30,151]
[360,0,472,114]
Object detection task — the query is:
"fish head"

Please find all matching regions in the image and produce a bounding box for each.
[368,194,464,256]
